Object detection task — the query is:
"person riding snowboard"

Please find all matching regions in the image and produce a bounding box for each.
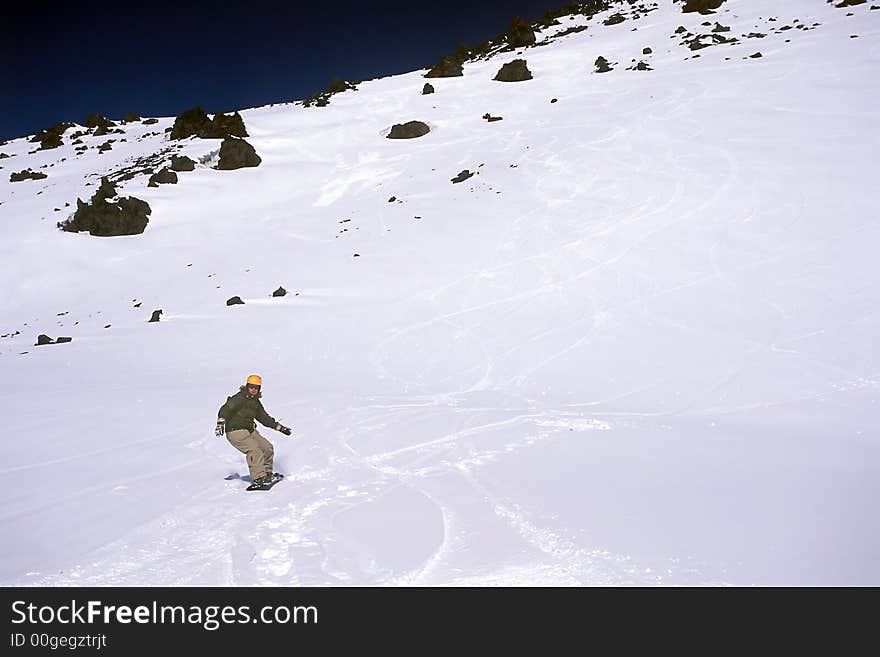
[216,374,291,486]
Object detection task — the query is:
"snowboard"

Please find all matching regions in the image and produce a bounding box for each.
[245,473,284,491]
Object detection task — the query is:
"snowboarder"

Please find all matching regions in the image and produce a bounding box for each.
[216,374,292,487]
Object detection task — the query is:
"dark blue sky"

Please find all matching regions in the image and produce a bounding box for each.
[2,0,567,141]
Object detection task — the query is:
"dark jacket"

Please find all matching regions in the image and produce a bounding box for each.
[218,386,277,433]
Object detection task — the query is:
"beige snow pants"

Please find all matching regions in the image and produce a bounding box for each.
[226,428,274,481]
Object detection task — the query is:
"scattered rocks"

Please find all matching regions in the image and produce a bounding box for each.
[149,309,163,322]
[272,287,287,297]
[387,121,430,139]
[10,169,48,182]
[603,13,626,26]
[216,137,262,170]
[147,168,178,187]
[58,177,152,237]
[422,83,435,95]
[493,59,533,82]
[170,155,196,171]
[303,78,359,107]
[107,147,175,184]
[451,169,474,184]
[170,106,248,140]
[226,296,245,306]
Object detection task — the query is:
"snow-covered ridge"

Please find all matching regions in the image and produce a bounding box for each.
[1,0,878,586]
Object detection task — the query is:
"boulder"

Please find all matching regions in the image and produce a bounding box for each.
[451,169,474,184]
[387,121,430,139]
[493,59,533,82]
[226,296,245,306]
[149,309,163,322]
[422,83,435,95]
[147,168,178,187]
[170,155,196,171]
[272,287,287,297]
[595,56,614,73]
[425,55,463,78]
[677,0,726,13]
[216,137,262,170]
[35,334,72,346]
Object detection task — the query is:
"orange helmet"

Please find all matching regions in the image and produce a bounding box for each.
[246,374,262,387]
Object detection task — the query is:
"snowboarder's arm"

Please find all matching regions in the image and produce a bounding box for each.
[218,393,242,420]
[254,400,278,429]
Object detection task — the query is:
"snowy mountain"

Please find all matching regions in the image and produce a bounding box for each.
[1,0,878,586]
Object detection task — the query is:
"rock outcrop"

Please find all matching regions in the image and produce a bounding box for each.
[170,106,248,140]
[10,169,48,182]
[30,123,73,150]
[59,177,151,237]
[506,16,536,48]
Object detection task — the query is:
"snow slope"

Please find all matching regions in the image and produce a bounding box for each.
[1,0,878,586]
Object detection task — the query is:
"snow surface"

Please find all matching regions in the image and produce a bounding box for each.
[1,0,878,586]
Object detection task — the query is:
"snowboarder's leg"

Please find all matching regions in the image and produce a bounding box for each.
[252,430,275,477]
[226,429,269,481]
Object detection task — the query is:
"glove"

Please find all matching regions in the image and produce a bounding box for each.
[276,423,292,436]
[215,419,226,437]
